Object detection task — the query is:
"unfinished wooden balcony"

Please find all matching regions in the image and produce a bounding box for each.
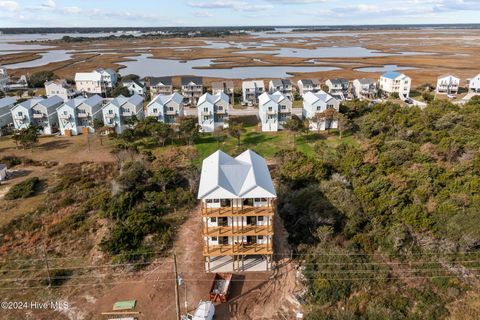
[203,225,273,237]
[201,205,274,218]
[203,243,273,256]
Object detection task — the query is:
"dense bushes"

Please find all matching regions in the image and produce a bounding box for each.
[277,99,480,319]
[5,177,40,200]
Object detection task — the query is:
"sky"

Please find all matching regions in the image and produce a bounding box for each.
[0,0,479,28]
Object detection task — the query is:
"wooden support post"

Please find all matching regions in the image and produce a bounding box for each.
[173,251,181,320]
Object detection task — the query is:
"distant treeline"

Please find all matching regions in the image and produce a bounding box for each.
[0,26,274,35]
[292,23,480,32]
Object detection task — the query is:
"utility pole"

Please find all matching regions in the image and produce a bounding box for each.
[173,251,181,320]
[42,245,51,287]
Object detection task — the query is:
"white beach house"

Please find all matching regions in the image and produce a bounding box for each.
[467,74,480,93]
[242,80,265,105]
[57,95,104,136]
[45,79,80,101]
[303,91,340,131]
[182,77,203,106]
[198,149,276,272]
[352,78,377,99]
[123,80,146,97]
[379,72,411,98]
[197,92,229,132]
[268,79,293,100]
[11,96,63,134]
[325,78,349,101]
[297,79,321,96]
[0,66,9,92]
[258,91,292,132]
[0,97,15,136]
[145,92,184,124]
[148,77,173,98]
[436,75,460,95]
[102,94,144,134]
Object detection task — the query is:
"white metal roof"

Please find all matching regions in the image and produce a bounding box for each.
[303,90,335,105]
[0,97,16,109]
[258,91,287,105]
[198,149,276,199]
[198,92,229,105]
[148,92,183,108]
[75,72,102,82]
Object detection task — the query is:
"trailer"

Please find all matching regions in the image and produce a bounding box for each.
[209,273,232,303]
[181,301,215,320]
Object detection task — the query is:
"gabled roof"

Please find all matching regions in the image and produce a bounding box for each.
[356,78,376,85]
[148,92,184,107]
[149,76,172,86]
[198,92,229,105]
[64,95,103,109]
[0,97,16,109]
[181,76,202,86]
[242,80,264,88]
[15,97,44,110]
[198,150,276,199]
[299,79,313,86]
[259,91,287,105]
[124,80,145,89]
[37,95,63,109]
[437,74,459,80]
[303,90,335,105]
[328,78,349,86]
[211,80,234,90]
[75,72,102,82]
[45,79,70,87]
[110,94,144,108]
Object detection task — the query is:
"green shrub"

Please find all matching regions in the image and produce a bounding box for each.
[5,177,40,200]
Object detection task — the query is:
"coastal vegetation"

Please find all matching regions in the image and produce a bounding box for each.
[276,98,480,319]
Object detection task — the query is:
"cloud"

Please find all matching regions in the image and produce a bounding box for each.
[0,0,19,11]
[194,10,213,17]
[268,0,328,3]
[188,0,273,12]
[42,0,56,8]
[63,6,83,14]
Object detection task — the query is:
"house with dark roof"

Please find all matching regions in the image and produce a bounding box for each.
[123,80,146,97]
[181,77,203,105]
[325,78,349,101]
[148,76,173,98]
[268,79,293,100]
[297,79,321,96]
[352,78,377,99]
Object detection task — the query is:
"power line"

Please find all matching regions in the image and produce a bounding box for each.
[0,274,478,291]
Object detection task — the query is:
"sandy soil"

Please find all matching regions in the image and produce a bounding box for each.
[74,206,303,320]
[0,135,115,164]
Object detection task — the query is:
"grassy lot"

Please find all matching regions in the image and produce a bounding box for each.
[191,125,357,164]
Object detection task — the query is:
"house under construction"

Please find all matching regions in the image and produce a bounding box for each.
[197,150,277,272]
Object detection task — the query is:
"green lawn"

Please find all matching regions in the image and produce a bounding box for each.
[193,126,358,163]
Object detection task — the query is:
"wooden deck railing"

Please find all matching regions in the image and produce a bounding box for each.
[203,225,273,236]
[203,243,272,256]
[201,206,274,217]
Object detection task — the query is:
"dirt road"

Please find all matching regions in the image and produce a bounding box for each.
[78,206,303,320]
